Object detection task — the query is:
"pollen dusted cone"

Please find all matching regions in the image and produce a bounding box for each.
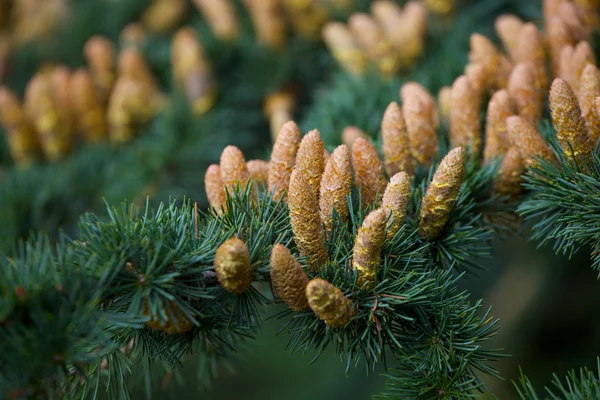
[306,278,355,328]
[264,89,297,142]
[107,76,164,144]
[513,23,547,92]
[449,76,481,153]
[244,0,287,49]
[70,68,107,142]
[508,63,542,125]
[145,300,195,334]
[495,14,524,62]
[381,102,415,176]
[192,0,239,40]
[348,13,399,78]
[464,63,487,97]
[288,169,329,271]
[24,73,73,161]
[342,126,369,149]
[387,1,429,69]
[572,41,597,93]
[558,45,576,90]
[171,27,217,116]
[268,121,302,201]
[351,138,388,206]
[546,17,573,78]
[558,41,596,95]
[483,89,514,163]
[543,0,562,24]
[215,238,253,294]
[270,244,309,311]
[120,23,147,50]
[401,85,439,166]
[205,164,227,213]
[352,208,386,287]
[371,1,404,44]
[419,147,465,240]
[0,87,41,166]
[281,0,328,40]
[437,86,452,120]
[506,116,554,168]
[557,1,589,43]
[220,145,250,193]
[50,67,75,137]
[141,0,187,34]
[84,36,116,103]
[118,49,156,89]
[549,78,593,159]
[468,33,512,90]
[382,172,411,241]
[579,64,600,144]
[493,146,525,202]
[322,22,367,77]
[574,0,600,28]
[372,0,427,69]
[423,0,453,15]
[400,82,438,128]
[269,109,294,143]
[319,144,352,233]
[13,0,68,44]
[247,160,269,187]
[294,130,325,201]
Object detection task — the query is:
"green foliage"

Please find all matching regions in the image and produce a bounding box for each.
[0,155,510,398]
[518,135,600,274]
[375,303,501,400]
[514,359,600,400]
[0,237,113,399]
[1,188,290,399]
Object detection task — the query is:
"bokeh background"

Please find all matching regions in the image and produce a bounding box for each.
[0,0,598,399]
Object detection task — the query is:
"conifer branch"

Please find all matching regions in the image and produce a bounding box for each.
[514,358,600,400]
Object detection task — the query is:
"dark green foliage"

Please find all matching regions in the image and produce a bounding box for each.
[518,136,600,274]
[1,188,291,399]
[0,158,508,398]
[0,237,113,399]
[514,359,600,400]
[375,301,502,400]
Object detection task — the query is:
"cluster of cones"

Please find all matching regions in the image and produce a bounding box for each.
[205,120,468,327]
[195,0,352,48]
[0,24,216,167]
[342,81,439,175]
[139,0,454,48]
[0,0,69,80]
[433,0,600,201]
[323,1,429,78]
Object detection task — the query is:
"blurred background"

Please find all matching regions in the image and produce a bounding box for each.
[0,0,598,398]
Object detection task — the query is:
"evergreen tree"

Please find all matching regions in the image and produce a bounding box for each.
[1,0,600,399]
